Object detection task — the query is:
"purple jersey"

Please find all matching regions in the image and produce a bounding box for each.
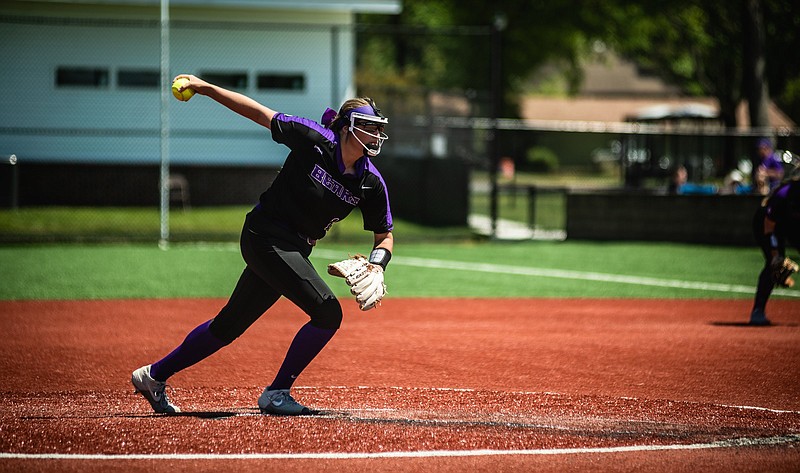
[254,113,393,241]
[765,180,800,244]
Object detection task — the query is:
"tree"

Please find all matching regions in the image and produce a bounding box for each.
[743,0,770,129]
[357,0,800,150]
[761,0,800,127]
[357,0,606,117]
[595,1,779,171]
[596,2,743,127]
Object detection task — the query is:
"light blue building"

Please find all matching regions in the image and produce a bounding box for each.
[1,0,401,167]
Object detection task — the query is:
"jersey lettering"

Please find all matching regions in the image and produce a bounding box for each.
[310,164,361,206]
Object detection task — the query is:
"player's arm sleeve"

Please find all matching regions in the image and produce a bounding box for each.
[360,179,393,234]
[358,164,393,234]
[271,113,337,151]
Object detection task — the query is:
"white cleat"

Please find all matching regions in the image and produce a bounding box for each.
[131,365,180,414]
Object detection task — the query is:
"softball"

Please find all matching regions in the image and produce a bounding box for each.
[171,78,195,102]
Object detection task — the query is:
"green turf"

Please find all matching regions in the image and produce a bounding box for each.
[0,207,473,242]
[0,239,779,301]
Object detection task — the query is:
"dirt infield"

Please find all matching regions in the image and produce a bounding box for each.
[1,297,799,472]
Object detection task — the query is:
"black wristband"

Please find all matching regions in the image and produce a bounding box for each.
[369,248,392,270]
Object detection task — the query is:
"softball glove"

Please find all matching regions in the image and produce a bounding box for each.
[770,255,799,288]
[328,255,387,310]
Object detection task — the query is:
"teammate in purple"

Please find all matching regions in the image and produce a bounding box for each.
[749,178,800,325]
[132,74,394,415]
[754,138,785,194]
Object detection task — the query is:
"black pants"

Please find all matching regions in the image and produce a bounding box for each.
[751,207,800,311]
[208,212,342,343]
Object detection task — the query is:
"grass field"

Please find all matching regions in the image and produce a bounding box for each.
[1,239,794,302]
[1,204,798,302]
[0,206,474,242]
[0,171,587,242]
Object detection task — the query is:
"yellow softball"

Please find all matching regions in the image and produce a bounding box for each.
[171,78,195,102]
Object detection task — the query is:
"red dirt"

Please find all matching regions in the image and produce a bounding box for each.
[1,297,799,472]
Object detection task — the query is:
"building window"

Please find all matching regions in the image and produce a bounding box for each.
[56,67,109,87]
[200,72,248,90]
[257,73,305,91]
[118,69,159,88]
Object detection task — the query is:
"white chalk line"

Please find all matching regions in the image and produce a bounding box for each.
[308,248,799,298]
[4,386,799,461]
[186,243,800,298]
[188,243,797,297]
[2,435,799,461]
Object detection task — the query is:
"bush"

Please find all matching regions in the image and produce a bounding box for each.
[525,146,560,173]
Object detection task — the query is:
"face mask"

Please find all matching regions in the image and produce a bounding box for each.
[348,111,389,157]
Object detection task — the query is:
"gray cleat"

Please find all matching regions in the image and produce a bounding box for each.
[258,388,310,415]
[749,308,771,326]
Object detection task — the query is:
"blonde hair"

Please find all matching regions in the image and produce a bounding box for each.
[329,97,379,131]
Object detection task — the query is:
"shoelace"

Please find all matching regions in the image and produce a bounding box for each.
[271,391,297,405]
[152,380,172,406]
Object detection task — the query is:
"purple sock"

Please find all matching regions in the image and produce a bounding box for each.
[150,320,228,382]
[268,323,337,390]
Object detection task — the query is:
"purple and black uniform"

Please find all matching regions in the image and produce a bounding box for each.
[148,110,392,389]
[753,180,800,256]
[213,112,393,337]
[751,179,800,318]
[255,113,392,243]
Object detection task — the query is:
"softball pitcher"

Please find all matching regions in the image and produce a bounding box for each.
[132,74,394,415]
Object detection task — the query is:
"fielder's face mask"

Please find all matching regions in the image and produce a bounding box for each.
[347,105,389,157]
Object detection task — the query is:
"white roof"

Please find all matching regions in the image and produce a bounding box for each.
[631,103,718,121]
[20,0,402,14]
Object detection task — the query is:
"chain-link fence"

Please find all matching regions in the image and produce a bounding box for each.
[2,11,799,243]
[0,12,368,241]
[0,11,494,242]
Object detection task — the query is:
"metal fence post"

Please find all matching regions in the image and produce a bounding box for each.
[527,185,537,230]
[4,154,19,210]
[489,13,506,238]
